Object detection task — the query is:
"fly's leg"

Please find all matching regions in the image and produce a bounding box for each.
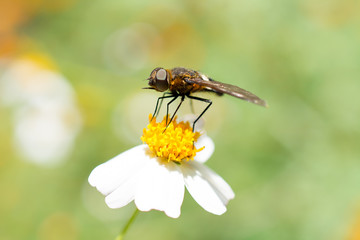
[189,99,195,114]
[151,93,174,122]
[164,95,185,132]
[186,95,212,132]
[165,95,179,126]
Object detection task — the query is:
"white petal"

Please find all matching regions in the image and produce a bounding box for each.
[182,161,234,215]
[194,135,215,163]
[134,158,185,218]
[104,170,138,209]
[88,145,148,195]
[189,161,234,203]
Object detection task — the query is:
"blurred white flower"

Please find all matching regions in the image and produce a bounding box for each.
[13,100,81,166]
[89,115,234,218]
[0,56,82,166]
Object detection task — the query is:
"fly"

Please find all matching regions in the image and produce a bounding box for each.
[144,67,267,131]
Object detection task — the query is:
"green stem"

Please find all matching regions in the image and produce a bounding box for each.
[115,208,139,240]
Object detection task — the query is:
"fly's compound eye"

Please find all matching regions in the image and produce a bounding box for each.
[156,69,167,80]
[155,69,169,92]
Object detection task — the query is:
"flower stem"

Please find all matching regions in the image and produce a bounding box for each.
[115,208,139,240]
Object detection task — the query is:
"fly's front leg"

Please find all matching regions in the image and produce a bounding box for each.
[151,93,174,122]
[165,95,179,126]
[163,95,185,132]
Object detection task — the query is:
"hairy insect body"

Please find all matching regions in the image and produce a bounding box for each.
[168,68,205,95]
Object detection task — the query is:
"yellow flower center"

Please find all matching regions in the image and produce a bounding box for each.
[141,114,205,163]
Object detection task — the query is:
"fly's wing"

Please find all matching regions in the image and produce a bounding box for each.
[186,77,268,107]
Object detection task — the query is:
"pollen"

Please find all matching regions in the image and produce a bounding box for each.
[141,114,205,163]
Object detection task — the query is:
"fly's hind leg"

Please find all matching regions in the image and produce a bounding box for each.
[186,95,212,132]
[189,99,195,114]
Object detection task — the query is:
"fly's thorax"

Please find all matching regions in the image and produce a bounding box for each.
[168,76,204,95]
[168,68,205,95]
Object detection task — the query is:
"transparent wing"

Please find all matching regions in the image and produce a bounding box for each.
[186,78,268,107]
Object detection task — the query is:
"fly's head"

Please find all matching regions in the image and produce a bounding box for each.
[147,67,170,92]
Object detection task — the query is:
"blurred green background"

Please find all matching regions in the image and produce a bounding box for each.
[1,0,360,239]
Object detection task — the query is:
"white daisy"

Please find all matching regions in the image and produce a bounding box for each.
[89,115,234,218]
